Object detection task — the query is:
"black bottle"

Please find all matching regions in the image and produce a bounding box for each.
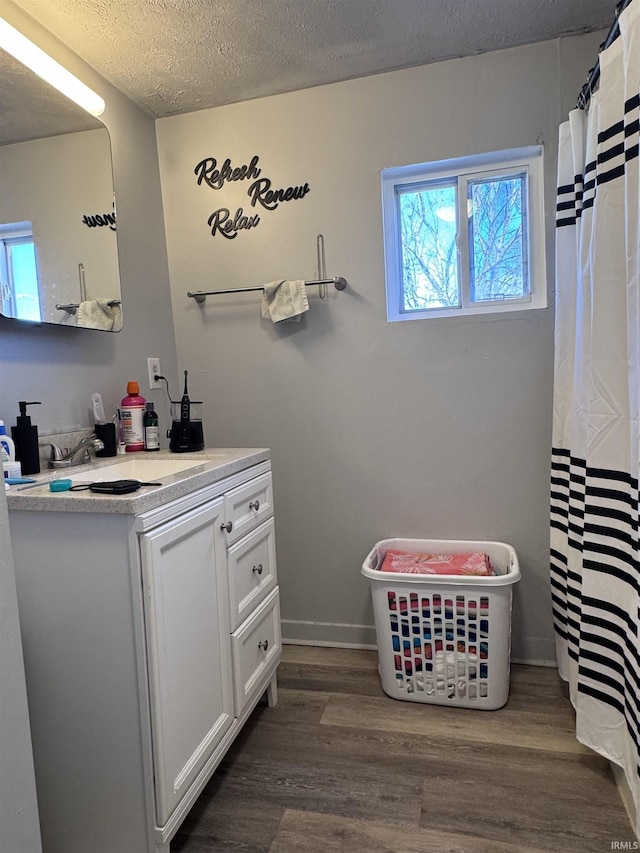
[11,401,41,474]
[143,402,160,451]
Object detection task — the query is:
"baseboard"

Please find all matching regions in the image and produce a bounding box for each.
[281,619,376,648]
[511,635,557,667]
[611,762,638,839]
[282,619,557,664]
[511,656,557,668]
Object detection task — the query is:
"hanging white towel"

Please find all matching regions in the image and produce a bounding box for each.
[261,280,309,323]
[77,299,122,331]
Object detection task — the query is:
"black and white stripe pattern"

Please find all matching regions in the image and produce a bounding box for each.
[550,448,585,658]
[555,176,583,228]
[550,447,640,766]
[556,94,640,228]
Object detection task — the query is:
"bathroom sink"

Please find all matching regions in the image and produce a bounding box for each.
[69,457,207,484]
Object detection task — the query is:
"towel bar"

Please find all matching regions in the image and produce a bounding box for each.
[187,277,347,304]
[56,300,121,316]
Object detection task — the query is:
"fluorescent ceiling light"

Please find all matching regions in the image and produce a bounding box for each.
[0,18,105,117]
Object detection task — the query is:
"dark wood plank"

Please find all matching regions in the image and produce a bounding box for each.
[416,739,630,851]
[269,809,554,853]
[319,691,590,754]
[205,743,424,828]
[277,647,384,697]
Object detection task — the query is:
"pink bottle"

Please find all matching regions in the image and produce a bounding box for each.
[120,381,146,452]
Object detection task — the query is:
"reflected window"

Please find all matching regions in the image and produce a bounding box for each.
[0,221,41,322]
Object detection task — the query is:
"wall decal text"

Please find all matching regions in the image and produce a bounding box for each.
[195,155,261,190]
[193,153,310,239]
[247,178,310,211]
[208,207,260,239]
[82,212,116,231]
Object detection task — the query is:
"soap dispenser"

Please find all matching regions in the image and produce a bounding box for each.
[11,401,41,475]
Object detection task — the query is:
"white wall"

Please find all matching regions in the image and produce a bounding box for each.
[157,32,603,663]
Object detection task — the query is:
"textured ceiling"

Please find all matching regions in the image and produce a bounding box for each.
[7,0,618,118]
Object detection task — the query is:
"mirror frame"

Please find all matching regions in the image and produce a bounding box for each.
[0,43,123,331]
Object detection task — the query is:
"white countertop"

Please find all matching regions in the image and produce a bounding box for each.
[6,448,270,514]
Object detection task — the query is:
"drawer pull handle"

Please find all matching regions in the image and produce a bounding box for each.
[253,563,264,575]
[221,521,233,533]
[249,499,260,511]
[258,640,269,651]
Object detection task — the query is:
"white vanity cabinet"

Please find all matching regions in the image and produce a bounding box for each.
[8,454,281,853]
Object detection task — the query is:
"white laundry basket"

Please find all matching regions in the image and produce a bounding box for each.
[362,538,520,710]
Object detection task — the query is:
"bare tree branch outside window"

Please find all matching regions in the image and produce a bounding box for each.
[468,175,527,302]
[398,173,527,310]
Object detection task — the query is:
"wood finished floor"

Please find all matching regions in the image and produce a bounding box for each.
[171,645,634,852]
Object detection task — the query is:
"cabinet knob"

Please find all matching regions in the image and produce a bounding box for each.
[258,640,269,651]
[249,499,260,511]
[221,521,233,533]
[252,563,264,575]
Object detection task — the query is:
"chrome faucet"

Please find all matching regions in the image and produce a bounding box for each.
[45,434,105,468]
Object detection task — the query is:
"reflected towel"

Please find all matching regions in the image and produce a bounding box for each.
[261,280,309,323]
[380,549,494,575]
[77,299,122,331]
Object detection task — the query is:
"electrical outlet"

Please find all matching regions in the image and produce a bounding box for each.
[147,357,161,390]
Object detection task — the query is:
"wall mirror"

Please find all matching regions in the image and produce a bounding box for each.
[0,48,123,331]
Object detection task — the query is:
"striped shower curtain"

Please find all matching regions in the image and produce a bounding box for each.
[551,0,640,833]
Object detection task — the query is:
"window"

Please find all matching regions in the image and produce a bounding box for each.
[381,147,546,321]
[0,221,41,323]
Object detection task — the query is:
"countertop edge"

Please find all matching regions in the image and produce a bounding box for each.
[6,448,270,514]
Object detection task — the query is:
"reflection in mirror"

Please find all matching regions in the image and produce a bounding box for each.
[0,219,39,321]
[0,47,123,331]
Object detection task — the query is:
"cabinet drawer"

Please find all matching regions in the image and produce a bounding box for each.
[228,518,277,632]
[231,588,281,715]
[223,472,273,545]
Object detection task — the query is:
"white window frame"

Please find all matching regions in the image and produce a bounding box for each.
[381,146,547,322]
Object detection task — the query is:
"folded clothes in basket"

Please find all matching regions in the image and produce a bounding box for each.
[434,649,477,678]
[381,549,494,576]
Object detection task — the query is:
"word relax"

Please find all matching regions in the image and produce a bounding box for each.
[208,207,260,239]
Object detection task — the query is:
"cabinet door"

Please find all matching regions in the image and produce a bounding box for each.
[140,498,233,827]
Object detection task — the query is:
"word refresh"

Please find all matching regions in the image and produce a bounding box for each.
[194,155,261,191]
